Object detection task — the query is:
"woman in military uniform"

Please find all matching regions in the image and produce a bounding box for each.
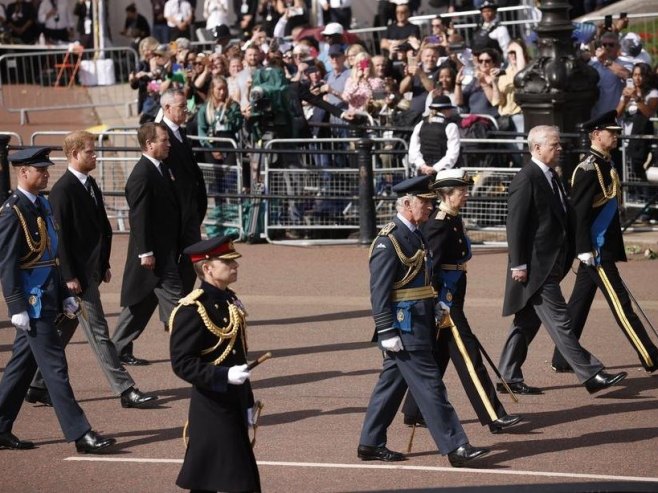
[169,236,260,493]
[402,169,521,434]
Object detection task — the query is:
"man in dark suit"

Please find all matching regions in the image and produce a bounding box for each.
[497,125,627,396]
[24,132,158,409]
[111,122,183,365]
[551,112,658,374]
[358,176,490,468]
[160,88,207,294]
[0,147,115,453]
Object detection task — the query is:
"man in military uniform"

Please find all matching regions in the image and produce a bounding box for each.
[402,169,521,434]
[551,111,658,374]
[357,175,490,468]
[0,147,116,453]
[169,236,260,492]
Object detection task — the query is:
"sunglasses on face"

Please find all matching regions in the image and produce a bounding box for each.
[478,58,493,63]
[602,43,617,48]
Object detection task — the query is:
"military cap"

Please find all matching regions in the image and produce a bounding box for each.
[581,110,622,133]
[183,236,242,263]
[479,1,498,10]
[9,147,55,168]
[432,169,472,188]
[392,175,436,199]
[428,94,455,110]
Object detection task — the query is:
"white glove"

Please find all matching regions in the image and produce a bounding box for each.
[63,296,80,317]
[578,252,596,267]
[247,407,255,427]
[439,301,451,314]
[11,311,30,332]
[227,364,250,385]
[381,335,404,352]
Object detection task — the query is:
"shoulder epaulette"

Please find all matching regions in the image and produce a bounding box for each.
[0,195,19,217]
[377,222,396,236]
[435,210,447,220]
[178,288,204,305]
[571,155,596,187]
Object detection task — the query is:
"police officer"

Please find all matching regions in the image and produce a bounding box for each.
[0,147,116,453]
[169,236,260,492]
[402,170,522,434]
[551,111,658,374]
[409,95,462,176]
[472,1,510,57]
[357,175,490,468]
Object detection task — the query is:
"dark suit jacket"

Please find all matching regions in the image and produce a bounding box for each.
[73,0,92,36]
[48,170,112,292]
[571,148,626,263]
[502,160,575,317]
[369,216,435,351]
[120,156,181,306]
[163,124,207,247]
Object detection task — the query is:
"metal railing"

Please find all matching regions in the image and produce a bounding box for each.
[0,47,138,124]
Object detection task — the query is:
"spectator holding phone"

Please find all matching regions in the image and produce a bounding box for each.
[341,53,385,114]
[380,2,420,56]
[590,31,631,118]
[616,62,658,180]
[400,45,443,115]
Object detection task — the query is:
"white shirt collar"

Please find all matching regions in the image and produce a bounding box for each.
[397,213,419,233]
[68,165,90,184]
[532,158,553,183]
[163,116,179,133]
[142,153,161,169]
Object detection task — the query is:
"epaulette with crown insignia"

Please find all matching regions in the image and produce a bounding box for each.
[377,222,397,236]
[576,155,596,172]
[435,210,447,220]
[0,195,19,217]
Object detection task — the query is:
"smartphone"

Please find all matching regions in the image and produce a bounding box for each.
[358,59,369,71]
[620,12,627,19]
[407,53,418,70]
[604,15,612,29]
[626,78,634,88]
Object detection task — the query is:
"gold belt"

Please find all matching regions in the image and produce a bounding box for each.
[20,258,59,270]
[390,286,436,302]
[440,263,467,272]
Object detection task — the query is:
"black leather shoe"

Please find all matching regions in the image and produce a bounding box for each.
[75,430,116,454]
[496,382,543,395]
[489,414,522,434]
[403,415,426,427]
[120,354,149,366]
[584,370,627,395]
[551,365,574,373]
[25,387,53,407]
[0,431,35,450]
[120,387,158,409]
[447,443,490,467]
[357,445,406,462]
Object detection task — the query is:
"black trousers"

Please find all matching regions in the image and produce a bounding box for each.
[402,275,507,426]
[553,261,658,372]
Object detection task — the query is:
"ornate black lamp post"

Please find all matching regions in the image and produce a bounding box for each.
[514,0,599,177]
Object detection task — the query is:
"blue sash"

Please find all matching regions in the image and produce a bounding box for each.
[438,235,472,307]
[20,197,59,318]
[590,197,617,266]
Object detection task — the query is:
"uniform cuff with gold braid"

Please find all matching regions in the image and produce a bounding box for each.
[374,311,395,333]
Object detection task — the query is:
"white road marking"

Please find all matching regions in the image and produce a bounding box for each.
[64,457,658,484]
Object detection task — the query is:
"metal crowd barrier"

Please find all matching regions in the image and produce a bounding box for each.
[0,131,23,147]
[0,47,138,125]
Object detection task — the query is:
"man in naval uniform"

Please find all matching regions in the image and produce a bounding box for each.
[169,236,260,492]
[357,175,490,468]
[551,111,658,374]
[0,147,116,453]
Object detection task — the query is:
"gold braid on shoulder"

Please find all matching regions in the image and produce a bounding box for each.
[169,289,247,366]
[387,234,426,289]
[13,205,48,268]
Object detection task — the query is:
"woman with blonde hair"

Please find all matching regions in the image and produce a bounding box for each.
[341,52,385,114]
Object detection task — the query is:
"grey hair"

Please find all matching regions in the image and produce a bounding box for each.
[527,125,559,149]
[160,88,186,107]
[435,186,457,198]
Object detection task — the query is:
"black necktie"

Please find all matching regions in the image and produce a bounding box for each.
[413,228,426,249]
[549,168,565,211]
[84,178,97,205]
